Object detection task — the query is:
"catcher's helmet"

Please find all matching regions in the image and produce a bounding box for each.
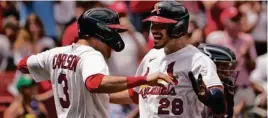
[78,8,127,52]
[198,44,239,94]
[143,1,189,38]
[198,44,236,63]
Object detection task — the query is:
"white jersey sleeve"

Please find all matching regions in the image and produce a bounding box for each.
[191,54,222,87]
[135,49,157,76]
[133,51,151,93]
[133,57,146,93]
[135,55,147,77]
[27,50,51,82]
[80,52,109,83]
[133,49,155,93]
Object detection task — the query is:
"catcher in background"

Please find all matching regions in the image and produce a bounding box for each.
[198,44,239,118]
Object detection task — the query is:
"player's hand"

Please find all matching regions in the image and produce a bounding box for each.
[146,72,175,86]
[188,71,208,96]
[189,72,226,115]
[188,71,211,106]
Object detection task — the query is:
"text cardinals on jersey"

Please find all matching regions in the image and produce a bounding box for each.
[134,45,222,118]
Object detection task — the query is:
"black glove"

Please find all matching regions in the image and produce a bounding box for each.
[188,71,226,115]
[188,71,210,105]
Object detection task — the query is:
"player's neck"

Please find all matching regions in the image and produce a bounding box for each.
[77,38,109,59]
[164,37,187,55]
[77,39,90,46]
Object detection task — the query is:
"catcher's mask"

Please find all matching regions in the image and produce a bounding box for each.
[215,60,239,94]
[198,44,239,94]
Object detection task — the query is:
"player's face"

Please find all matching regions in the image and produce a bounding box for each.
[216,61,238,80]
[216,61,238,94]
[151,22,171,49]
[225,21,240,38]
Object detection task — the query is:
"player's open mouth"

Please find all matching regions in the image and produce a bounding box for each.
[152,32,163,40]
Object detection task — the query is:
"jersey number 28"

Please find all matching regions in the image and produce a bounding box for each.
[158,61,183,115]
[158,98,183,115]
[58,74,70,108]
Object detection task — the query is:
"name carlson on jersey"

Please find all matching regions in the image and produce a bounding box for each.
[140,84,177,99]
[52,53,80,71]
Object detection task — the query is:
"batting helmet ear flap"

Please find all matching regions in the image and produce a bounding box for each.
[169,13,189,39]
[102,32,125,52]
[91,18,125,52]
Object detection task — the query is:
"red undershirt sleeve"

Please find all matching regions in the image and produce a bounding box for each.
[17,56,31,73]
[128,88,139,104]
[85,73,105,92]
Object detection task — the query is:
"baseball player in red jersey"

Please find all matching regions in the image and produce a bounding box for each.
[110,1,226,118]
[17,8,174,118]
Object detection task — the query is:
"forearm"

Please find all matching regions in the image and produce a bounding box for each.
[201,86,226,115]
[233,100,246,116]
[87,75,146,93]
[88,72,173,93]
[110,90,134,104]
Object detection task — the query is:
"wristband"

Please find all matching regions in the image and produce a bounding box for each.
[17,56,31,73]
[127,76,147,89]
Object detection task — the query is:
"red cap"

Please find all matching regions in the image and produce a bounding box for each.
[109,2,128,14]
[220,7,238,24]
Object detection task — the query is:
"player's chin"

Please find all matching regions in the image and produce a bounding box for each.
[154,43,165,49]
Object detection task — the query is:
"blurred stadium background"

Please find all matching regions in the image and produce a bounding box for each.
[0,1,266,118]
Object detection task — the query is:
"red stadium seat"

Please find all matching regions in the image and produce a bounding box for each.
[0,71,16,117]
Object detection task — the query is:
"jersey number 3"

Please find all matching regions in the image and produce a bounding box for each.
[58,74,70,108]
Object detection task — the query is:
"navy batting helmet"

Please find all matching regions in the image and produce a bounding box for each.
[78,8,127,52]
[143,1,189,38]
